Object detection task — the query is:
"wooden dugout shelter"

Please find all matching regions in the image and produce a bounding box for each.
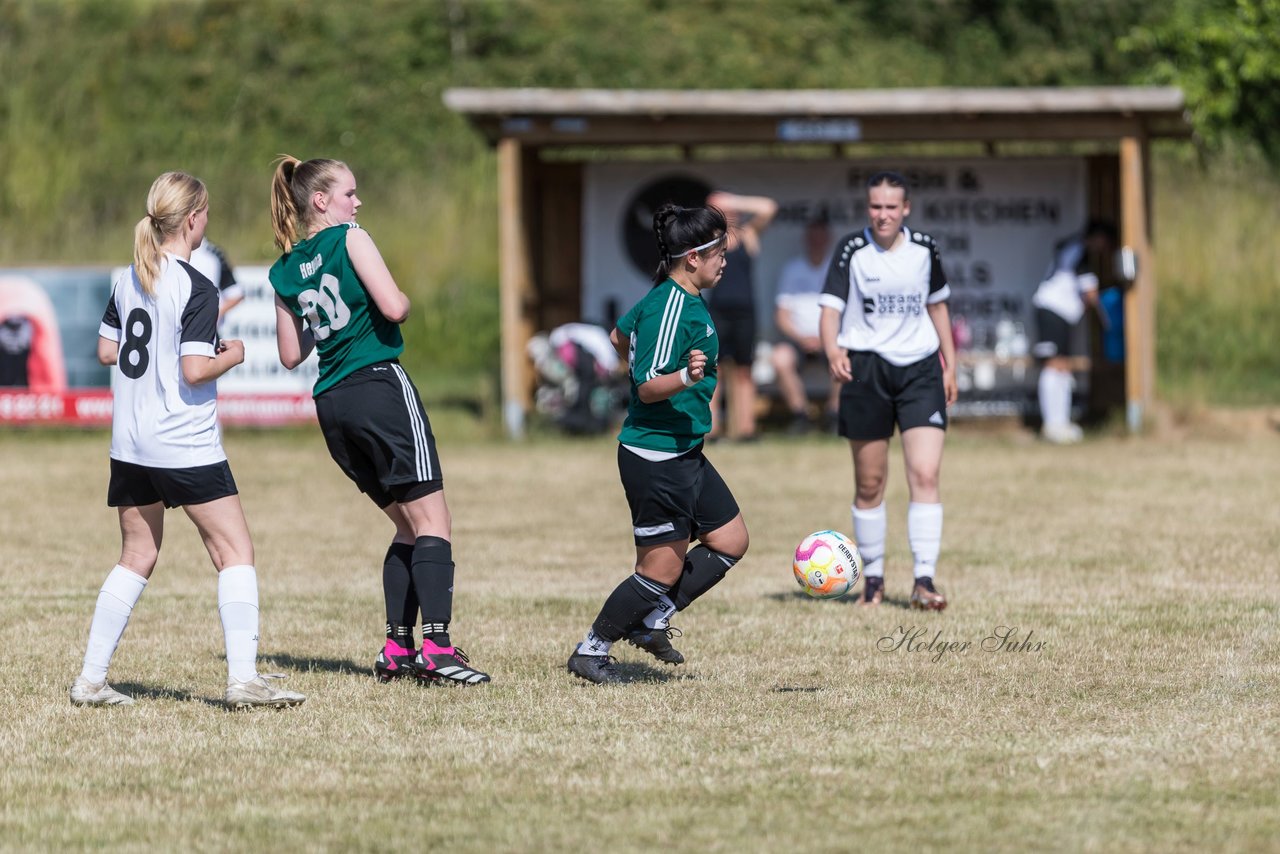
[443,86,1192,436]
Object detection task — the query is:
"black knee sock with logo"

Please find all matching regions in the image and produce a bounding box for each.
[671,546,740,611]
[411,536,454,648]
[591,573,671,642]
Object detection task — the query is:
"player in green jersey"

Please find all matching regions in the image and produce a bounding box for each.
[567,203,751,684]
[269,155,489,686]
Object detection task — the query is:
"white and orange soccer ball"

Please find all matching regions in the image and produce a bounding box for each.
[793,530,863,599]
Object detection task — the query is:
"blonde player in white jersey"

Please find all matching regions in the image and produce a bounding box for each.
[819,171,958,610]
[70,171,304,710]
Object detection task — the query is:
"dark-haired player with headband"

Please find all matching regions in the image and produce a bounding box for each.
[567,202,750,684]
[819,171,957,610]
[268,155,490,686]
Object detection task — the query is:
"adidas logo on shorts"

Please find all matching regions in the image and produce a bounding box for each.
[929,411,945,426]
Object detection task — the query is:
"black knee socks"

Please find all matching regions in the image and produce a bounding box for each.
[671,546,740,611]
[411,536,455,648]
[592,573,671,642]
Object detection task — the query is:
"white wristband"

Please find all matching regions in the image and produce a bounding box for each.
[679,367,697,387]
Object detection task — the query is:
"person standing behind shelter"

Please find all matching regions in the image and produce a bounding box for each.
[771,216,838,434]
[704,191,777,441]
[70,171,305,710]
[1031,219,1116,444]
[189,237,245,326]
[819,171,957,611]
[268,155,490,686]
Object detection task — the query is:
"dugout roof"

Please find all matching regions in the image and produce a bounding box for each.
[444,86,1193,436]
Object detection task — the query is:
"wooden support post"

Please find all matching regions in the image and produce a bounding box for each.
[498,138,535,438]
[1119,135,1155,433]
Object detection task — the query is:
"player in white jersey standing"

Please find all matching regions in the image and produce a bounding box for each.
[70,171,305,710]
[819,171,957,610]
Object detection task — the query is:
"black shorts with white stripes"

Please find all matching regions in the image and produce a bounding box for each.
[315,361,443,508]
[617,443,740,547]
[837,349,948,441]
[107,459,238,509]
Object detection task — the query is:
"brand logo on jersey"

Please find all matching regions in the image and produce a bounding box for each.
[865,276,881,282]
[372,366,388,371]
[863,297,876,315]
[706,324,714,338]
[299,252,324,279]
[929,411,945,426]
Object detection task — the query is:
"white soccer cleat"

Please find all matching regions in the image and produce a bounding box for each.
[69,676,135,707]
[224,674,307,710]
[1041,423,1083,444]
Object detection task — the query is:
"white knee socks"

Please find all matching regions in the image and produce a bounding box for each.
[1038,367,1073,428]
[80,565,148,683]
[218,565,260,684]
[852,502,887,578]
[908,502,944,579]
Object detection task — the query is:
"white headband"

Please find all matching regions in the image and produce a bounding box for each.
[675,234,727,258]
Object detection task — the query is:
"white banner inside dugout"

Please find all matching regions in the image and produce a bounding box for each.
[582,157,1090,416]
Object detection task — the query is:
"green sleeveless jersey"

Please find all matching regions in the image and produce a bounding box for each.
[269,223,403,396]
[616,279,719,453]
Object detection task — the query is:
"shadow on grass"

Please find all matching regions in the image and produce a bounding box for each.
[110,682,224,708]
[613,660,697,684]
[256,652,368,676]
[764,589,914,609]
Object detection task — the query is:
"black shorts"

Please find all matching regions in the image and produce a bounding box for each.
[837,350,947,441]
[107,459,238,509]
[1032,308,1075,359]
[617,444,741,547]
[708,304,756,365]
[315,362,443,509]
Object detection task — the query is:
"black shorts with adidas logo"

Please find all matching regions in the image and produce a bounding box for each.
[836,349,947,441]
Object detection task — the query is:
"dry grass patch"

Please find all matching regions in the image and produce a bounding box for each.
[1,427,1278,852]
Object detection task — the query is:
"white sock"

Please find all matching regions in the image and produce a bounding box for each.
[642,594,677,630]
[576,629,612,657]
[218,565,260,684]
[1040,367,1072,428]
[852,502,886,578]
[80,565,148,683]
[908,502,943,579]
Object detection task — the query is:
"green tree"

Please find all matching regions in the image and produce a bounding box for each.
[1122,0,1280,163]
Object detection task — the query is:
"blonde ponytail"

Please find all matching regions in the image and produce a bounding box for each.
[270,155,303,253]
[270,154,350,253]
[132,215,164,297]
[133,171,208,297]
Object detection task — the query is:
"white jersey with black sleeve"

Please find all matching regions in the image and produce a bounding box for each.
[818,227,951,366]
[1030,236,1097,324]
[99,254,225,468]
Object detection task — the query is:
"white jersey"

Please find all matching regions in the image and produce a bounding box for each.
[774,254,828,340]
[99,254,225,468]
[819,227,951,366]
[189,239,244,308]
[1030,237,1098,324]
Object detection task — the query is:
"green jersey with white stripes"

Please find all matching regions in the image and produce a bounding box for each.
[269,223,404,396]
[616,279,719,453]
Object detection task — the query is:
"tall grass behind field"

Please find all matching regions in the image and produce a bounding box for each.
[2,428,1279,851]
[1153,147,1280,405]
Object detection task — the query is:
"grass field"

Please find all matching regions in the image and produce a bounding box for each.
[2,423,1278,852]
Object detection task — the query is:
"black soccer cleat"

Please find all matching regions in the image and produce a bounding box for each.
[859,575,885,607]
[413,646,491,686]
[373,648,418,683]
[626,626,685,665]
[567,652,622,685]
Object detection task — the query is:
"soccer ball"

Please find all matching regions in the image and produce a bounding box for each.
[793,530,863,599]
